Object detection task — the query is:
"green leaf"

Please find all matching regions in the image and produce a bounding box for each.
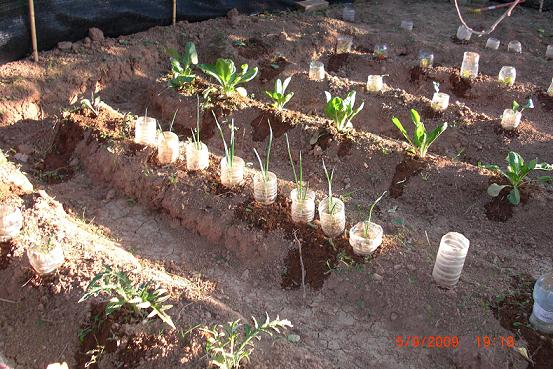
[410,109,421,125]
[507,187,521,205]
[184,42,198,65]
[487,183,508,197]
[391,117,413,146]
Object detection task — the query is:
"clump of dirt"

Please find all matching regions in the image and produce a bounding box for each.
[250,110,293,141]
[494,125,520,139]
[449,72,472,98]
[536,91,553,113]
[389,157,428,198]
[409,66,428,84]
[490,274,553,369]
[0,240,16,270]
[236,38,272,59]
[259,57,290,83]
[327,53,349,73]
[234,194,368,289]
[484,186,528,222]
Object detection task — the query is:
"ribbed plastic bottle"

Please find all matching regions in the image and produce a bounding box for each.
[529,272,553,334]
[432,232,470,288]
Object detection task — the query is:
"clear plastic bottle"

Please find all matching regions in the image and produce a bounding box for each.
[367,75,384,93]
[508,40,522,53]
[500,109,521,130]
[253,172,278,205]
[529,272,553,334]
[460,51,479,79]
[309,61,325,81]
[456,25,472,41]
[27,244,65,275]
[400,20,414,31]
[349,221,383,256]
[547,45,553,59]
[431,93,450,112]
[0,205,23,242]
[498,66,516,86]
[220,156,244,187]
[186,141,209,171]
[418,50,434,69]
[548,78,553,97]
[157,132,180,164]
[290,189,315,223]
[486,37,500,50]
[318,197,345,238]
[336,35,353,54]
[432,232,470,288]
[373,44,388,61]
[134,116,157,146]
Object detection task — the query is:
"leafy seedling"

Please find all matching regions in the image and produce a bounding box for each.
[253,120,273,182]
[265,76,294,110]
[324,90,364,132]
[391,108,447,158]
[480,151,552,205]
[511,98,534,114]
[167,42,198,89]
[202,314,292,369]
[81,93,103,117]
[199,58,258,96]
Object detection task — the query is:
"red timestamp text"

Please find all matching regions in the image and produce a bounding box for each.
[395,335,459,348]
[475,335,515,349]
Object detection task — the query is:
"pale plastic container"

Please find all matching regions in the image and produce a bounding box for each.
[0,205,23,242]
[157,131,179,164]
[134,116,157,146]
[548,78,553,97]
[508,40,522,53]
[432,232,470,288]
[309,61,325,81]
[342,4,355,22]
[290,189,315,223]
[419,50,434,69]
[498,66,516,86]
[486,37,500,50]
[367,75,384,93]
[400,20,414,31]
[336,35,353,54]
[186,142,209,171]
[460,51,479,79]
[529,271,553,334]
[547,45,553,59]
[373,44,388,60]
[220,156,244,187]
[27,244,65,275]
[349,221,383,256]
[253,172,278,205]
[431,92,450,111]
[456,25,472,41]
[500,109,522,130]
[318,197,345,238]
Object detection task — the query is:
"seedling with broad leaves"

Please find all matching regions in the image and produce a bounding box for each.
[253,121,273,182]
[79,266,175,329]
[80,93,103,117]
[199,58,258,96]
[285,133,308,200]
[391,108,447,158]
[324,90,364,132]
[511,98,534,114]
[480,151,552,205]
[166,42,198,89]
[202,314,292,369]
[265,76,294,110]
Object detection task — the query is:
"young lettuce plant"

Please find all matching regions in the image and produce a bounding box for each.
[324,91,364,132]
[510,98,534,115]
[166,42,198,89]
[213,112,237,167]
[391,109,447,158]
[79,266,175,329]
[322,159,337,214]
[285,133,308,200]
[202,314,292,369]
[80,93,103,117]
[480,151,552,205]
[199,58,258,96]
[364,191,387,237]
[265,76,294,110]
[253,121,273,182]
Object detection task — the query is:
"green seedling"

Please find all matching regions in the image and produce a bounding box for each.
[433,81,440,94]
[364,191,387,237]
[81,93,102,117]
[189,95,203,150]
[199,58,258,96]
[213,112,237,168]
[285,133,308,200]
[265,76,294,110]
[480,151,552,205]
[322,159,337,214]
[511,98,534,114]
[166,42,198,89]
[79,266,175,329]
[324,90,364,132]
[253,121,273,182]
[202,314,292,369]
[391,108,447,158]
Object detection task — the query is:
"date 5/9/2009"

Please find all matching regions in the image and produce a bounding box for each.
[395,336,516,349]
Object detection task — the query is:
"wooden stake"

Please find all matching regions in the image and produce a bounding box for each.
[28,0,38,62]
[172,0,176,26]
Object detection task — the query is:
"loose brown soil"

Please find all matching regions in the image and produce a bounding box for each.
[389,157,429,198]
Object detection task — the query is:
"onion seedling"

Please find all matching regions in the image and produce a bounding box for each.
[199,58,258,96]
[324,90,364,132]
[213,112,237,168]
[363,191,387,237]
[285,133,308,200]
[253,121,273,182]
[265,76,294,110]
[166,42,198,89]
[391,108,447,158]
[480,151,552,205]
[322,159,337,214]
[189,95,202,150]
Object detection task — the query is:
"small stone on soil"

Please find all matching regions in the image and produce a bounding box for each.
[373,273,384,281]
[390,312,399,321]
[89,28,104,42]
[57,42,73,51]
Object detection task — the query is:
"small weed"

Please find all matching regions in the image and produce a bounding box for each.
[168,173,178,185]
